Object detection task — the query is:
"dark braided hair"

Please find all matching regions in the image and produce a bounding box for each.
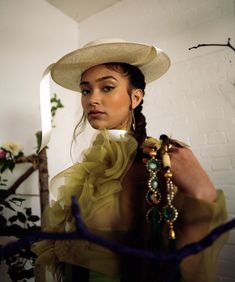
[104,63,147,147]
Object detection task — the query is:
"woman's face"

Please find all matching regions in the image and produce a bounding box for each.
[80,64,138,130]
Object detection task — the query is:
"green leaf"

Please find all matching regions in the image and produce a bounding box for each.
[51,106,57,111]
[25,207,32,216]
[27,215,40,222]
[17,211,26,223]
[15,151,24,158]
[50,95,57,102]
[0,162,11,173]
[0,189,9,197]
[0,214,7,227]
[27,224,41,232]
[50,93,64,122]
[10,197,25,206]
[8,215,18,223]
[1,200,15,211]
[7,224,25,237]
[1,158,15,171]
[35,131,42,153]
[0,175,8,186]
[0,224,25,237]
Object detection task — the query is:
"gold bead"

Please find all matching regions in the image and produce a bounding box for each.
[173,185,178,193]
[162,152,171,168]
[149,150,157,157]
[164,171,173,178]
[151,193,161,204]
[164,144,168,152]
[169,229,176,239]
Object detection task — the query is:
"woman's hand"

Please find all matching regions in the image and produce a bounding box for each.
[143,144,217,203]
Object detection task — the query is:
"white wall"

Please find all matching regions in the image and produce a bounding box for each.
[0,0,80,185]
[78,0,235,281]
[1,0,234,281]
[0,1,79,281]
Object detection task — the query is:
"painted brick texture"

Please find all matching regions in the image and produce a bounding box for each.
[146,49,235,282]
[147,49,235,282]
[79,0,235,280]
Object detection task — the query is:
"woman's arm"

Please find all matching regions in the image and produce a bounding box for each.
[168,146,217,202]
[143,142,217,202]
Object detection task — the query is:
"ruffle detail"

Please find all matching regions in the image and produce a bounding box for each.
[32,130,138,275]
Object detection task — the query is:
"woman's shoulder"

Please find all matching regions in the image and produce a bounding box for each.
[142,135,189,149]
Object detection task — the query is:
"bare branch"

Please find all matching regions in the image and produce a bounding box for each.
[3,166,38,198]
[189,38,235,52]
[0,196,234,281]
[15,154,38,165]
[37,149,49,214]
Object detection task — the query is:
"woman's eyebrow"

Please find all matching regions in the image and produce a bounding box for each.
[80,76,118,86]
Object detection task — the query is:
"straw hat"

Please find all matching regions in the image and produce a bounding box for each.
[50,38,171,92]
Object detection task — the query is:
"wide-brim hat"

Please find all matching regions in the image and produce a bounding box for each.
[39,38,170,152]
[50,38,171,92]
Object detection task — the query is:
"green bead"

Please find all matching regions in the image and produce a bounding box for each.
[146,190,161,204]
[147,206,161,223]
[146,159,160,172]
[150,177,158,190]
[162,206,177,221]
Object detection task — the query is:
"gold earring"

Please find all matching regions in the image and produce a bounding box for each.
[132,110,136,131]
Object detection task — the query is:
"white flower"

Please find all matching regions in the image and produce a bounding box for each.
[1,142,23,156]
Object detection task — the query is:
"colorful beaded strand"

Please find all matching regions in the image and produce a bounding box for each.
[145,135,178,241]
[161,143,178,240]
[145,146,162,224]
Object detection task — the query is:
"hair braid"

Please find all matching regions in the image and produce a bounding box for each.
[133,100,147,147]
[105,62,148,147]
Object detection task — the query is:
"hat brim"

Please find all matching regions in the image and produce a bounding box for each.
[51,41,170,92]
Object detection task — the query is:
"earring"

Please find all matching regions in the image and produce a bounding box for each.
[132,110,136,131]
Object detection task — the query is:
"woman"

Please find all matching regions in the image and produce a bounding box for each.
[32,39,227,282]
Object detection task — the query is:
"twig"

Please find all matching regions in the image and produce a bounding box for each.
[37,148,49,214]
[15,155,38,164]
[3,166,38,199]
[0,196,234,265]
[189,38,235,52]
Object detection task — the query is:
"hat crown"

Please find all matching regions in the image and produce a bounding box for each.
[84,38,128,48]
[51,38,171,92]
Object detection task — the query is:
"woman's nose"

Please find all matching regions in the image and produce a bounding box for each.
[88,90,101,105]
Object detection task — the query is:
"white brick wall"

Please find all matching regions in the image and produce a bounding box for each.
[79,0,235,280]
[159,49,235,282]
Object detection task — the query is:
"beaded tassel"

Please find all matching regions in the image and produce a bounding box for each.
[145,135,178,241]
[161,143,178,240]
[145,146,162,225]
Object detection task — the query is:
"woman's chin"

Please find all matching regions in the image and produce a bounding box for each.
[89,123,107,130]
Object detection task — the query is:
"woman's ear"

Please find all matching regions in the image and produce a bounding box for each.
[131,89,144,109]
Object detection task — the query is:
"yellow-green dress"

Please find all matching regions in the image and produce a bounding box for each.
[32,130,228,282]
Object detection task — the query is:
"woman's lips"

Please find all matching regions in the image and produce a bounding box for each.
[88,111,105,118]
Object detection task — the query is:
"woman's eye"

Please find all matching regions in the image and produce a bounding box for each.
[81,89,90,96]
[103,86,114,92]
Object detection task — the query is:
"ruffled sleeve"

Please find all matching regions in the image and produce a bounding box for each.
[174,190,228,282]
[31,130,138,277]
